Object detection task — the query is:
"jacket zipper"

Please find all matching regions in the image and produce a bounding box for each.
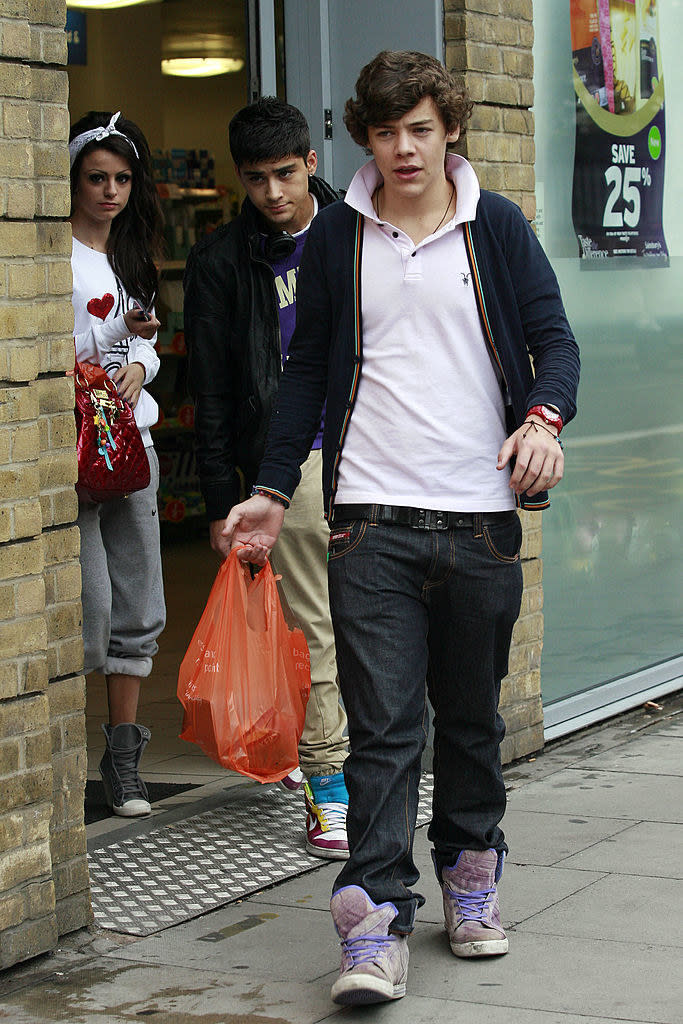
[249,236,284,370]
[463,221,510,399]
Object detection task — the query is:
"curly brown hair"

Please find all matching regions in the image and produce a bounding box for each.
[343,50,473,148]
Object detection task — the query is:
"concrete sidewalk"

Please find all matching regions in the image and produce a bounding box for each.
[1,694,681,1023]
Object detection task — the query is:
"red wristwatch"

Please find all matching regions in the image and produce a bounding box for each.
[526,405,563,434]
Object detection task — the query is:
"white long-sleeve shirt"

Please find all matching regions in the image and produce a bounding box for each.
[71,237,160,445]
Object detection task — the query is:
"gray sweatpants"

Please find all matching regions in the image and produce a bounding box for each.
[77,447,166,678]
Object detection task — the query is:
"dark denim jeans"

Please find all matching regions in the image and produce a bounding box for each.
[327,511,523,933]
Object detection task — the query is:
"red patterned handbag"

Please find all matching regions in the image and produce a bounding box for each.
[73,358,151,503]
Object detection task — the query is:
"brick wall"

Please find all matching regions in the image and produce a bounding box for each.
[446,0,536,220]
[502,511,544,761]
[0,0,91,971]
[445,0,544,760]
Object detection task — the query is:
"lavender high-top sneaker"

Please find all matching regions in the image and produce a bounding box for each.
[440,849,508,958]
[330,886,409,1005]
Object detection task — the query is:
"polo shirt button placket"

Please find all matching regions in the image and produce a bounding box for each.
[406,246,422,280]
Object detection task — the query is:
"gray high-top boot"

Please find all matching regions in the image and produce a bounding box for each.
[99,723,152,817]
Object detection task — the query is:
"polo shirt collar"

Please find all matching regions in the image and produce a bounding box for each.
[345,153,480,228]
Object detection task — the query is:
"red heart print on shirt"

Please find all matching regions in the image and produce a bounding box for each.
[87,293,115,320]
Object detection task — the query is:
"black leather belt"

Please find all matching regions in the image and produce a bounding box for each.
[330,504,516,531]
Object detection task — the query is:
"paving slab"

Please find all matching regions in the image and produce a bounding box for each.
[495,863,607,927]
[574,733,683,776]
[245,858,339,912]
[317,996,660,1024]
[0,960,335,1024]
[516,872,683,947]
[507,767,683,822]
[556,820,683,877]
[109,899,337,980]
[657,720,683,737]
[411,841,605,926]
[6,955,662,1024]
[537,705,678,760]
[502,807,634,865]
[405,928,682,1023]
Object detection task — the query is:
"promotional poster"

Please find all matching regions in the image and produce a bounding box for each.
[570,0,668,264]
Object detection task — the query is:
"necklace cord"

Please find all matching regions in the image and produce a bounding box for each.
[374,181,455,236]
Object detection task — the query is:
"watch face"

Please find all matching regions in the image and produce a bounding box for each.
[541,406,561,423]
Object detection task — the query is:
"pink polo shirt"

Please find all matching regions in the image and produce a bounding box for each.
[335,154,514,512]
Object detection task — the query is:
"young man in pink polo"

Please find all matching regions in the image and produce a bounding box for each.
[223,52,579,1006]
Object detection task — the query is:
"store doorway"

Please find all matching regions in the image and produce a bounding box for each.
[66,0,284,813]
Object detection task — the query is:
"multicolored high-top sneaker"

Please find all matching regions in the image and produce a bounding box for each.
[438,848,508,957]
[278,765,305,793]
[304,773,349,860]
[330,886,409,1005]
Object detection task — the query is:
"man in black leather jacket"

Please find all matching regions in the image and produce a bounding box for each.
[184,97,349,859]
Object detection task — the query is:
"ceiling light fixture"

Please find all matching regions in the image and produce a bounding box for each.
[66,1,161,10]
[161,57,245,78]
[161,1,245,79]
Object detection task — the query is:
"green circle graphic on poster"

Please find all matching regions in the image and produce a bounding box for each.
[648,124,662,159]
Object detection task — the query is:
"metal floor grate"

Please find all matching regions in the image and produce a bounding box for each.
[88,774,434,935]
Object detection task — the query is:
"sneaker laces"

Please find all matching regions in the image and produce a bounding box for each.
[341,933,395,967]
[312,800,347,833]
[445,884,495,923]
[111,743,148,800]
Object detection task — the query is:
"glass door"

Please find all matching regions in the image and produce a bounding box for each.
[245,0,286,101]
[284,0,443,191]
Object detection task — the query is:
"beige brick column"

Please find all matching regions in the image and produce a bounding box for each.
[445,0,536,219]
[0,0,91,970]
[445,0,544,760]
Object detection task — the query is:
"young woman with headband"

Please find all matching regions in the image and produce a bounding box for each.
[69,110,166,817]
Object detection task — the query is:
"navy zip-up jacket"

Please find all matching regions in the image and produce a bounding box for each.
[256,190,580,515]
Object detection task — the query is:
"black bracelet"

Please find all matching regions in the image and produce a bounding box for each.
[250,486,289,508]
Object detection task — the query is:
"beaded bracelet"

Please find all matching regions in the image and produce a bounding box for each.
[250,486,290,507]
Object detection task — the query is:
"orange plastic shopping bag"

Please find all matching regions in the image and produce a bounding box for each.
[177,550,311,783]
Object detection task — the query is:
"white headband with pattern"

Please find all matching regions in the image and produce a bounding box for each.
[68,111,139,168]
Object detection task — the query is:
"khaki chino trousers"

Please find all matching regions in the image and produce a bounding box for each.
[270,449,348,777]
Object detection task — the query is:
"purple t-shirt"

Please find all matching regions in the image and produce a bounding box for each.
[267,226,324,450]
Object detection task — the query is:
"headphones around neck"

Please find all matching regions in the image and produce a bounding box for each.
[263,230,297,261]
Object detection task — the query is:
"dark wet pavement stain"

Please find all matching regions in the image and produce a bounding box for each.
[0,961,299,1024]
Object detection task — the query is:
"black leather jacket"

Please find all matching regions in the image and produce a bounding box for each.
[184,176,339,520]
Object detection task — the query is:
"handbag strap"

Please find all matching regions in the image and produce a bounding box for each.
[74,357,126,412]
